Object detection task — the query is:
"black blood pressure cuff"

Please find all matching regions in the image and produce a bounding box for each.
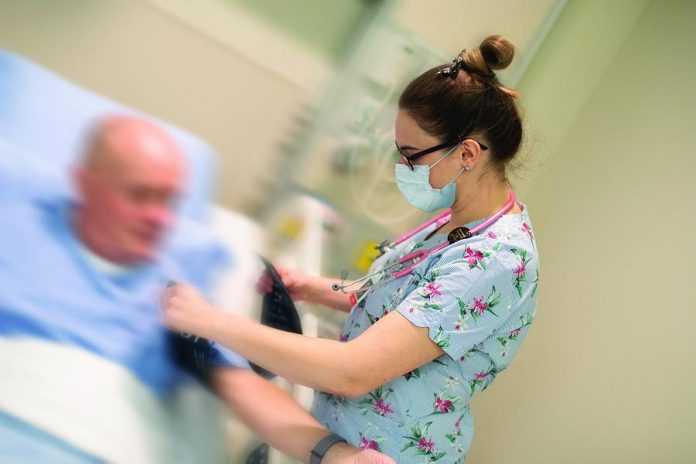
[170,331,251,388]
[170,331,215,387]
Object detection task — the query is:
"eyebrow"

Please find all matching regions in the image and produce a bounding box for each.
[395,141,420,151]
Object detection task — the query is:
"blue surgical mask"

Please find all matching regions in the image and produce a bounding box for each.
[395,145,466,212]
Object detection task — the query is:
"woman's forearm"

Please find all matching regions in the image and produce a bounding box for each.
[162,284,439,398]
[204,312,361,396]
[306,276,353,312]
[212,368,330,462]
[213,369,392,463]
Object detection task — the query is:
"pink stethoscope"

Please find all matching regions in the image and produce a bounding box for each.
[332,191,517,295]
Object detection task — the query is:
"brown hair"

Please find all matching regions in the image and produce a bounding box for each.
[399,35,522,168]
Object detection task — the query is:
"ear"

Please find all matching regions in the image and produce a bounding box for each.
[73,166,89,200]
[458,139,485,169]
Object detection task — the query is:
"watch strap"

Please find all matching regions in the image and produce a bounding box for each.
[310,433,347,464]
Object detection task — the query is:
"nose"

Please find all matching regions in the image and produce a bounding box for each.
[143,205,173,230]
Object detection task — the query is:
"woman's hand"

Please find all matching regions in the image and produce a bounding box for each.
[161,283,221,339]
[256,265,313,302]
[256,265,354,312]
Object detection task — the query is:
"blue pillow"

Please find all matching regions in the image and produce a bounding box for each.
[0,50,217,222]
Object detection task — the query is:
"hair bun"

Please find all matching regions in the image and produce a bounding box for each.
[479,35,515,71]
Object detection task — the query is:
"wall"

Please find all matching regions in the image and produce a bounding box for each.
[0,0,317,212]
[467,1,696,462]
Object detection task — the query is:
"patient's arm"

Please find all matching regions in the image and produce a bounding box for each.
[211,367,393,464]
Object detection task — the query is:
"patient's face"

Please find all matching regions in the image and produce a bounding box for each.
[94,159,184,262]
[77,118,187,265]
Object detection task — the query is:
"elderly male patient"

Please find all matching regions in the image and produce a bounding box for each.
[0,115,390,463]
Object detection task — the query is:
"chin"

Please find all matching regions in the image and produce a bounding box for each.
[127,246,158,264]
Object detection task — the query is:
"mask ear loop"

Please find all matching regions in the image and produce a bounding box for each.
[434,142,468,187]
[447,165,468,185]
[446,136,482,181]
[429,143,459,169]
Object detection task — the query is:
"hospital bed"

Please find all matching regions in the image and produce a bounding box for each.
[0,49,268,463]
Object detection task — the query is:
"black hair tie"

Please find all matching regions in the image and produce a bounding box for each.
[437,54,465,78]
[437,50,496,80]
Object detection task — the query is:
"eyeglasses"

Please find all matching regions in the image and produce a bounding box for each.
[396,137,488,171]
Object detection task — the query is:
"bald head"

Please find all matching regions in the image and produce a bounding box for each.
[84,115,185,174]
[75,115,188,265]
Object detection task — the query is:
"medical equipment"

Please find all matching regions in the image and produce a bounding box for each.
[250,257,303,379]
[167,281,215,385]
[332,191,516,295]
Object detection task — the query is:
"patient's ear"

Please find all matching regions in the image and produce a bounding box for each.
[73,166,89,199]
[70,166,87,193]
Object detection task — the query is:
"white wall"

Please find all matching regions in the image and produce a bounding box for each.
[0,0,317,212]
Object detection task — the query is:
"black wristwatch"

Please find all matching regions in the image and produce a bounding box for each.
[310,433,347,464]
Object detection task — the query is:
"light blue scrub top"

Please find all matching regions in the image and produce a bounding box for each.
[312,209,539,463]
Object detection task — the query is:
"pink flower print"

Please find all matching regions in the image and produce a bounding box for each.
[521,223,533,240]
[339,333,348,342]
[472,297,488,316]
[500,344,510,357]
[424,282,442,299]
[514,261,526,278]
[464,247,484,266]
[509,328,521,338]
[475,371,489,382]
[373,399,393,416]
[487,231,497,239]
[360,437,379,450]
[417,437,436,454]
[434,397,453,413]
[467,286,499,320]
[512,249,531,297]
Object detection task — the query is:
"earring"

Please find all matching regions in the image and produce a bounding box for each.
[464,165,470,171]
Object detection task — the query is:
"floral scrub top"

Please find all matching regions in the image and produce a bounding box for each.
[311,206,539,463]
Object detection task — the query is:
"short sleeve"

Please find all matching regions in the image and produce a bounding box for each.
[166,218,233,294]
[207,342,250,369]
[395,243,517,361]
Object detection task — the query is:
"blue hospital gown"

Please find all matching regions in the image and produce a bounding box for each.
[0,144,248,394]
[312,209,539,463]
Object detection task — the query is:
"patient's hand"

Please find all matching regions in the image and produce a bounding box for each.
[162,283,221,339]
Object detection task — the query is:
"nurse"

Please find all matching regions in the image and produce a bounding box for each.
[164,34,539,463]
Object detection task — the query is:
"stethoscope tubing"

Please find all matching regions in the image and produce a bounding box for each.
[335,191,517,295]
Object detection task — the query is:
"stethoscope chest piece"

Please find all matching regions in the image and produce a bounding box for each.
[447,226,471,244]
[375,239,392,257]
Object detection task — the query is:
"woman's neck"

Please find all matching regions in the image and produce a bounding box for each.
[439,176,518,236]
